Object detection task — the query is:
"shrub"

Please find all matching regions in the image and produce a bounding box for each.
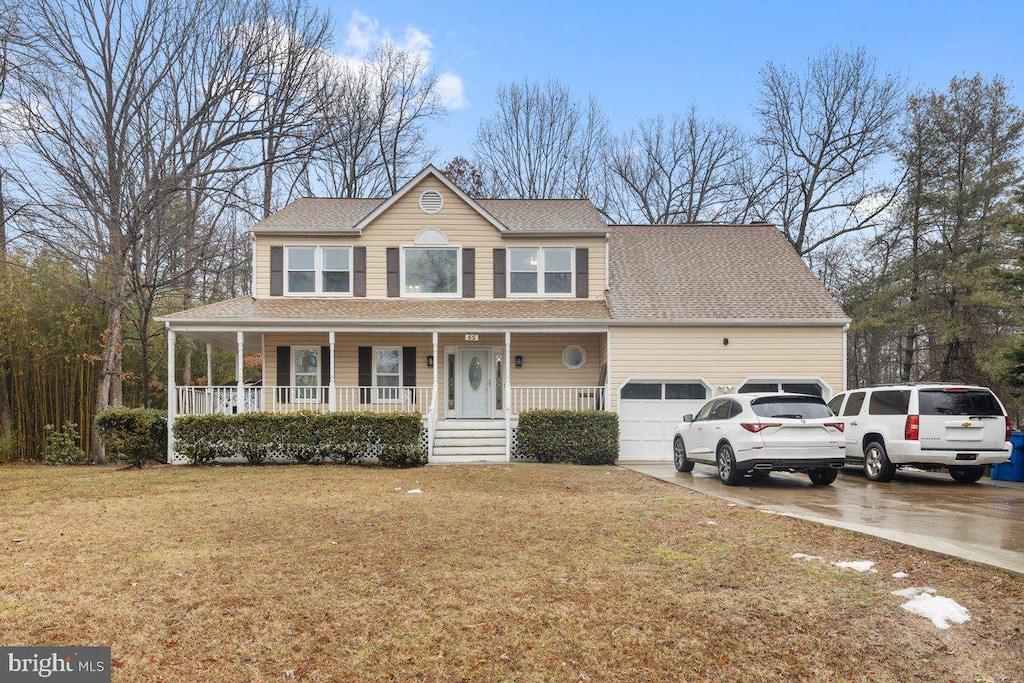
[42,422,88,465]
[517,410,619,465]
[0,430,16,463]
[173,412,427,467]
[95,408,168,468]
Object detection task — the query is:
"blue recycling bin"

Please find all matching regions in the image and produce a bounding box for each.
[991,432,1024,482]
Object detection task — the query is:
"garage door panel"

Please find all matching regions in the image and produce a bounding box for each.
[618,382,706,462]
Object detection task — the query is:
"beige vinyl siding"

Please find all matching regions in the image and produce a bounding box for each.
[263,331,604,418]
[608,325,845,412]
[254,177,607,299]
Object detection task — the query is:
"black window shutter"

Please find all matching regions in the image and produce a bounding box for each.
[493,248,506,298]
[276,346,290,404]
[575,248,589,299]
[353,247,366,297]
[270,246,284,296]
[320,346,331,403]
[402,348,416,407]
[358,346,372,403]
[386,248,400,297]
[462,248,475,298]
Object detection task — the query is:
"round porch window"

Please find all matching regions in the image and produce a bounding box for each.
[562,345,586,369]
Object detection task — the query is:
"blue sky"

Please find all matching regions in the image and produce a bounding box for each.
[320,0,1024,162]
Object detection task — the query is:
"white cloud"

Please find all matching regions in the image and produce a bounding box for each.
[437,72,468,110]
[340,10,466,109]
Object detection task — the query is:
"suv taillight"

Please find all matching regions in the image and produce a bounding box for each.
[904,415,919,441]
[1007,417,1012,443]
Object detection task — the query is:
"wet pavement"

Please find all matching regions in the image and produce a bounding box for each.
[623,463,1024,575]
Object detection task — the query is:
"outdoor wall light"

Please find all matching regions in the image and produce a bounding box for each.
[426,355,434,367]
[722,338,729,346]
[514,355,524,367]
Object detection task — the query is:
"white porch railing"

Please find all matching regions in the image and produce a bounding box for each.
[175,386,433,416]
[510,386,607,414]
[176,386,263,416]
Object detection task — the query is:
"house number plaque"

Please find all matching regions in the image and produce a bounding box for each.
[464,334,479,341]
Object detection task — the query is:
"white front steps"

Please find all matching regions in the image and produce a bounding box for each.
[431,420,508,463]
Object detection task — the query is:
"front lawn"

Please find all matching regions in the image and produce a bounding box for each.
[0,464,1021,681]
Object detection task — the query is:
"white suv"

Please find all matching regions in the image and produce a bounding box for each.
[827,384,1012,483]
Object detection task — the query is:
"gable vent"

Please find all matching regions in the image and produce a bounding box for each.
[419,190,444,214]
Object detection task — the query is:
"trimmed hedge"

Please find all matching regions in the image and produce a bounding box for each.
[95,408,168,467]
[517,410,619,465]
[173,412,426,467]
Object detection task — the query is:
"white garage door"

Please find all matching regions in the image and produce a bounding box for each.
[618,381,708,462]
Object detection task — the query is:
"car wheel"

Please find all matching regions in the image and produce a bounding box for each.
[863,441,895,482]
[716,442,742,486]
[949,466,984,483]
[808,467,838,486]
[673,436,694,473]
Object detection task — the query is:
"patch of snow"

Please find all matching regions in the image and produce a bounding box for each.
[394,487,403,491]
[406,488,422,494]
[899,592,971,629]
[790,553,824,562]
[705,520,718,526]
[891,586,935,599]
[892,571,910,579]
[833,560,877,573]
[726,503,737,507]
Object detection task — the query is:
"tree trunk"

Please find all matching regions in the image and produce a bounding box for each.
[0,171,12,444]
[90,265,128,464]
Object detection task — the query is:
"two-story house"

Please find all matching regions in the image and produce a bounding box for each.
[161,165,849,463]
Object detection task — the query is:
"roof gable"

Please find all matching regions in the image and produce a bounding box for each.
[353,165,508,234]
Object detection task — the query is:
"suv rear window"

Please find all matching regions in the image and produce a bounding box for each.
[751,396,832,419]
[919,389,1003,416]
[869,390,910,415]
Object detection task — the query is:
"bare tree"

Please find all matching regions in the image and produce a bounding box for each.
[372,42,444,193]
[754,47,904,254]
[10,0,294,460]
[245,0,333,218]
[605,106,749,224]
[472,79,608,199]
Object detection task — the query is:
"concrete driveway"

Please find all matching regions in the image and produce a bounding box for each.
[623,463,1024,575]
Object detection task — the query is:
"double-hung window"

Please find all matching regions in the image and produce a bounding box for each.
[509,247,573,295]
[285,246,351,295]
[292,347,320,402]
[404,247,459,295]
[374,347,401,402]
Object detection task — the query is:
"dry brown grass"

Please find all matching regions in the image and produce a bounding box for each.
[0,463,1021,682]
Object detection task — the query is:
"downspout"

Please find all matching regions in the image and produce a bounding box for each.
[842,323,849,392]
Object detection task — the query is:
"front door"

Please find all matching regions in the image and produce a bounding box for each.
[458,348,491,418]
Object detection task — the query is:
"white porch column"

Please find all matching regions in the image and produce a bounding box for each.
[431,332,439,410]
[328,331,337,411]
[605,331,612,412]
[205,343,213,386]
[167,327,176,463]
[504,331,511,462]
[236,330,245,414]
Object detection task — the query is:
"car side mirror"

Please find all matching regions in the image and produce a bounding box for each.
[683,414,694,423]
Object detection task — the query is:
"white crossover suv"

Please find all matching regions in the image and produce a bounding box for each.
[827,384,1012,483]
[672,393,845,486]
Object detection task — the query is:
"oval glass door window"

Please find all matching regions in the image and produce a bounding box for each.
[468,357,482,390]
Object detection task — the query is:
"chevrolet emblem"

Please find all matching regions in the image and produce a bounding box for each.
[961,422,972,428]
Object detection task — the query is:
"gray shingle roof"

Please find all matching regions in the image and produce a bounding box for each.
[162,297,611,323]
[607,224,848,321]
[251,197,607,233]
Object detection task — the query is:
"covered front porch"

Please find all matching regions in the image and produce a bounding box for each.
[165,326,610,463]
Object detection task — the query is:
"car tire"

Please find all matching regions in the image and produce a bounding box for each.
[673,436,694,473]
[808,467,838,486]
[863,441,895,482]
[949,466,984,483]
[716,442,742,486]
